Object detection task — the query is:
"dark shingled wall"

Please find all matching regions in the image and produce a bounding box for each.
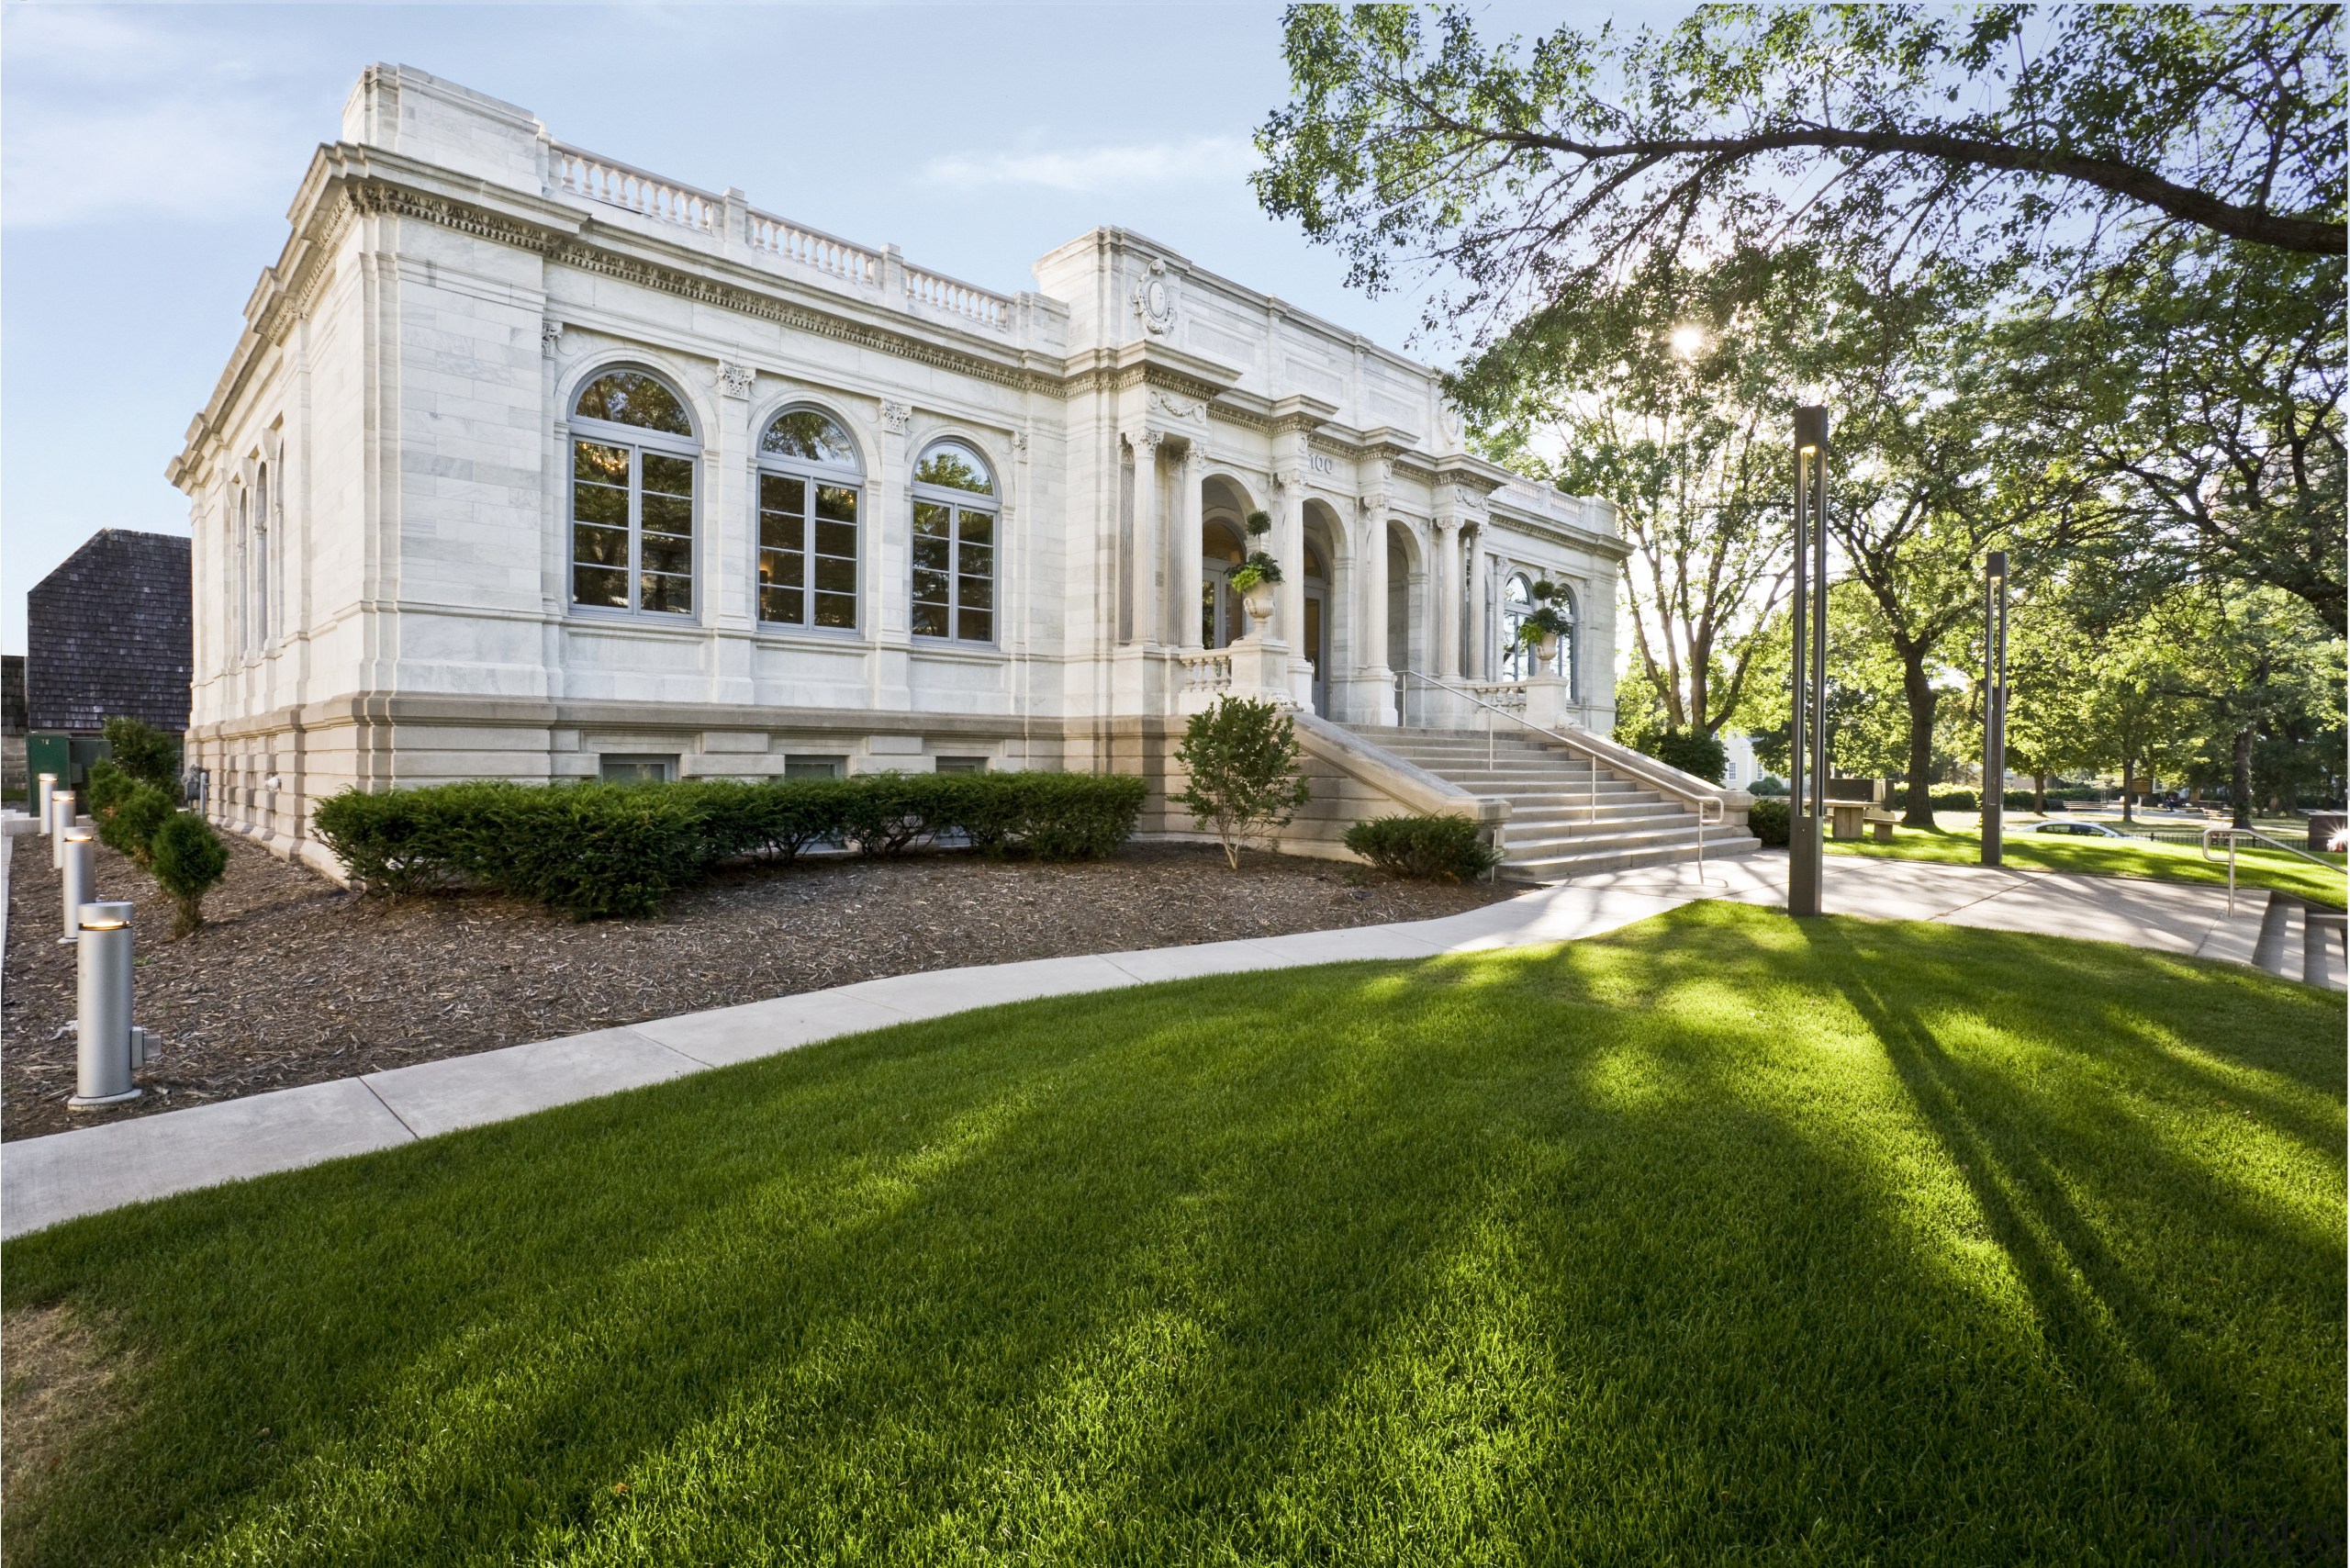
[26,530,193,734]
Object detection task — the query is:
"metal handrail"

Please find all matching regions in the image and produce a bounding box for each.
[1397,670,1726,878]
[2202,823,2344,915]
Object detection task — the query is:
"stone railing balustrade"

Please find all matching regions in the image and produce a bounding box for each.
[1179,650,1234,693]
[904,265,1011,330]
[1462,680,1528,713]
[746,211,878,286]
[551,145,718,233]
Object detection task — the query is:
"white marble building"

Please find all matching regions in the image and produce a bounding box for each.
[172,66,1636,871]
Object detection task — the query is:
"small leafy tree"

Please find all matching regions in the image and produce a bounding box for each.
[1176,697,1311,870]
[102,716,183,800]
[151,812,229,938]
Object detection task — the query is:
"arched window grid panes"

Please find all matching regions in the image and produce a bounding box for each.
[1499,570,1572,685]
[567,368,700,620]
[910,439,999,644]
[755,406,864,633]
[1200,517,1248,649]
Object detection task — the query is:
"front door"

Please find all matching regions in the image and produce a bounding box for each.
[1303,586,1326,714]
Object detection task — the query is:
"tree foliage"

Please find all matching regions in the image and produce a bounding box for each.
[1258,4,2344,342]
[1176,698,1313,870]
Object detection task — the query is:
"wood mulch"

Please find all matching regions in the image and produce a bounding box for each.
[2,833,1515,1143]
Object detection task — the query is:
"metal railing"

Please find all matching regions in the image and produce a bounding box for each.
[2202,823,2344,914]
[1397,670,1726,877]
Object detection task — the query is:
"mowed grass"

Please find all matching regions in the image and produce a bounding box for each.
[1830,815,2349,910]
[4,903,2343,1567]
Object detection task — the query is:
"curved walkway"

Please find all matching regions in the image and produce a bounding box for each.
[2,849,2333,1240]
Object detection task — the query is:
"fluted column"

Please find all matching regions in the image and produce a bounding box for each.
[1360,490,1395,723]
[1175,442,1204,650]
[1127,430,1163,644]
[1433,516,1463,678]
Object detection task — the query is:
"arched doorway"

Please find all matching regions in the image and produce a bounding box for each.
[1201,517,1247,648]
[1301,505,1337,714]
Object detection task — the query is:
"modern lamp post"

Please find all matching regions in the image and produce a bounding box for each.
[1982,550,2009,868]
[1789,406,1830,917]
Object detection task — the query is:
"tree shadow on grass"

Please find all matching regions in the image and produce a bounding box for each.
[4,905,2343,1566]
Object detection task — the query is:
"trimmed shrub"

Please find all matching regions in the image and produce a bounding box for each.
[308,770,1148,918]
[1929,790,1979,812]
[836,771,943,858]
[1344,815,1501,881]
[998,772,1146,861]
[151,812,229,937]
[2002,790,2037,810]
[101,782,176,866]
[1749,776,1788,797]
[102,716,183,799]
[1746,798,1791,846]
[1639,728,1728,786]
[83,758,136,823]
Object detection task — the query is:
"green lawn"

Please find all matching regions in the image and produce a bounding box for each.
[1830,814,2349,910]
[5,904,2343,1566]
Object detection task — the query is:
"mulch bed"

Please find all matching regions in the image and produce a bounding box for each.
[2,833,1515,1143]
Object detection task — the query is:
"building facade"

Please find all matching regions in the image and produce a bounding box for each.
[172,66,1632,873]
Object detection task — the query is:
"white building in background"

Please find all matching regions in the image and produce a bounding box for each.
[172,66,1642,873]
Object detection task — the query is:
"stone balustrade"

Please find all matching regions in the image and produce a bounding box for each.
[746,211,878,286]
[904,265,1011,330]
[550,145,718,233]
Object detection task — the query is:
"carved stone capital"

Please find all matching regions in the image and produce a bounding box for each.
[718,362,755,399]
[879,399,912,434]
[540,319,564,357]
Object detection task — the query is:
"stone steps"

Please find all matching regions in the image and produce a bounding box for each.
[1348,723,1759,881]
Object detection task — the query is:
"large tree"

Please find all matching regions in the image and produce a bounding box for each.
[1458,258,1808,740]
[1257,4,2344,341]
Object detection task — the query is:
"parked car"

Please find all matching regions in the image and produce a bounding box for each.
[2031,821,2132,838]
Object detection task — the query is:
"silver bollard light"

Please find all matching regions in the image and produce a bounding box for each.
[71,901,143,1108]
[37,772,58,833]
[50,790,77,869]
[59,829,95,944]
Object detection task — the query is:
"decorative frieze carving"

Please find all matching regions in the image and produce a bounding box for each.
[879,400,912,434]
[1149,389,1203,422]
[718,361,755,398]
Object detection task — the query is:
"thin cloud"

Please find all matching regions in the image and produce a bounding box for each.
[5,102,299,229]
[924,135,1256,194]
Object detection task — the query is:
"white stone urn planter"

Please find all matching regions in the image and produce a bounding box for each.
[1241,580,1278,625]
[1533,631,1561,665]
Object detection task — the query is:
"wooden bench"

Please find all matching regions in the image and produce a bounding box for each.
[1863,807,1901,844]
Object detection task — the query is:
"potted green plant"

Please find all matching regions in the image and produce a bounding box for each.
[1228,510,1283,624]
[1515,579,1572,664]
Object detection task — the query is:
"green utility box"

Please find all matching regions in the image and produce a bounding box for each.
[25,732,111,791]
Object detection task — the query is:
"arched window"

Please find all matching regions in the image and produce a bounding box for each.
[569,369,699,617]
[1499,573,1572,684]
[756,408,863,631]
[253,462,271,649]
[911,440,997,643]
[233,484,251,658]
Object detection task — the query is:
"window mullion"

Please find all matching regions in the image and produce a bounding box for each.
[629,441,643,614]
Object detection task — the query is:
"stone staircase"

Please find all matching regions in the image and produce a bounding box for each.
[1353,726,1762,882]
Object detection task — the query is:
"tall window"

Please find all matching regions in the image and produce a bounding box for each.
[253,462,271,648]
[757,409,862,630]
[569,369,699,617]
[1499,573,1572,684]
[911,440,996,644]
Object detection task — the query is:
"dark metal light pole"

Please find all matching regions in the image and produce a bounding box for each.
[1982,551,2009,868]
[1789,407,1830,917]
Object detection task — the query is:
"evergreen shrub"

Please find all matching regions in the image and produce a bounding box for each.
[1746,798,1791,846]
[1639,729,1729,785]
[1343,815,1501,881]
[151,812,229,937]
[311,771,1147,919]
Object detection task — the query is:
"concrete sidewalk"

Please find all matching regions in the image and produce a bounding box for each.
[3,850,2336,1240]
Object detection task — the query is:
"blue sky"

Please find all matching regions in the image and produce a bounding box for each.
[0,1,1658,655]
